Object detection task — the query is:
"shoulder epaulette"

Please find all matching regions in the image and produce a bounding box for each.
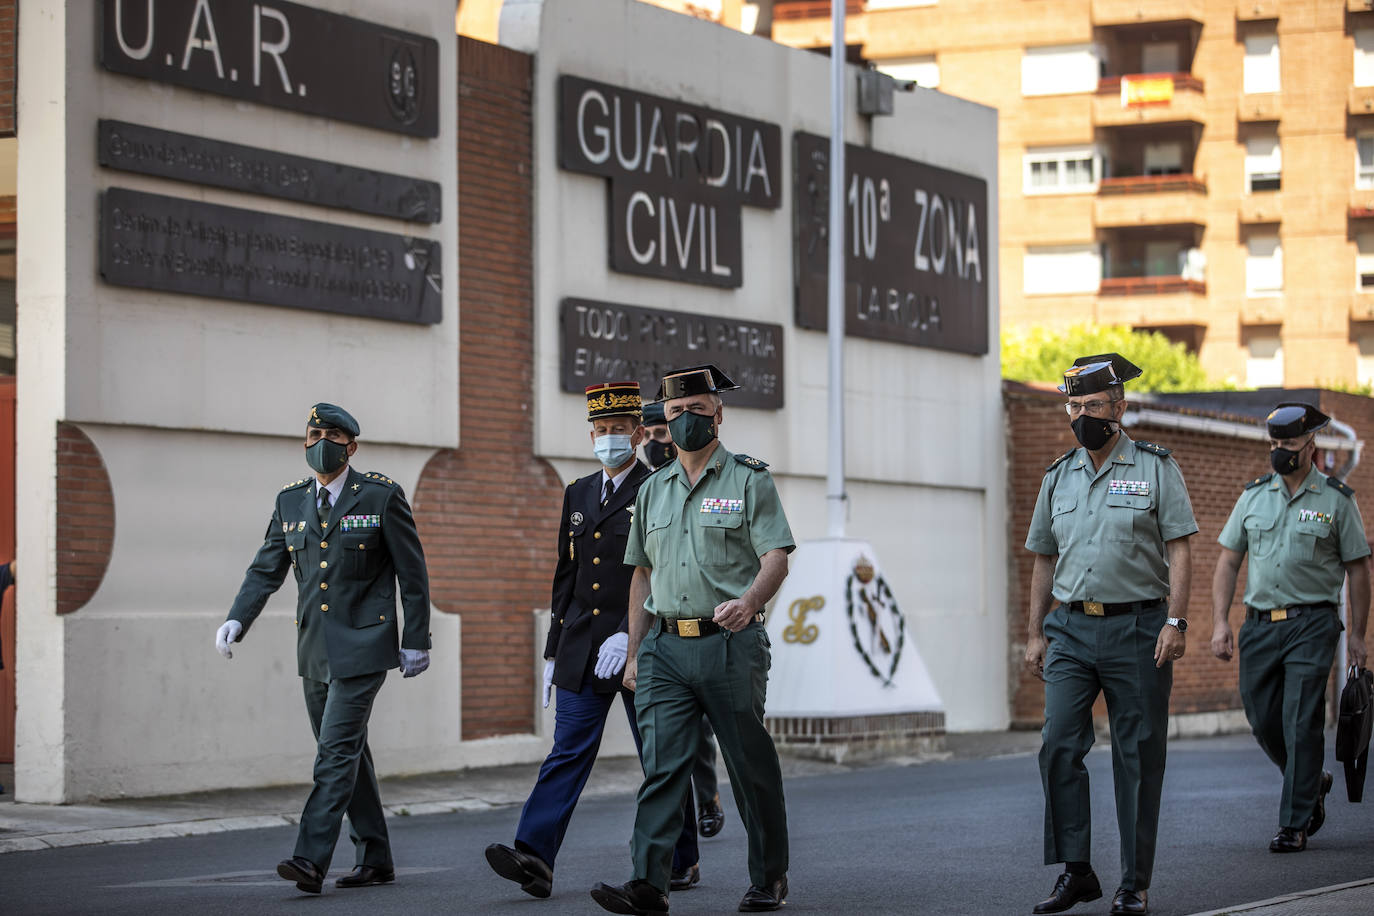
[1135,441,1172,457]
[362,472,398,486]
[1244,473,1273,490]
[733,454,769,470]
[1044,449,1075,473]
[1328,477,1355,498]
[281,478,309,491]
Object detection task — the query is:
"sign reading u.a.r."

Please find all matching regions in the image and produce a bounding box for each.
[100,0,439,138]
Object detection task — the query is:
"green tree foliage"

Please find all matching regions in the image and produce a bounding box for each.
[1002,324,1214,392]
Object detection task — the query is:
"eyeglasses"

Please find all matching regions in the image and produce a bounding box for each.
[1064,399,1115,417]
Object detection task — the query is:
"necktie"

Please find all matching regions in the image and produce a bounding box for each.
[602,479,614,507]
[318,486,332,527]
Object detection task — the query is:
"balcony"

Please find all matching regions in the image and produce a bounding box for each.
[1349,0,1374,14]
[1353,292,1374,322]
[1098,276,1207,325]
[1091,0,1204,26]
[1240,191,1282,224]
[1351,188,1374,219]
[1241,297,1284,325]
[774,1,863,19]
[1238,92,1281,122]
[1237,0,1279,19]
[1351,86,1374,117]
[1095,74,1206,127]
[1095,175,1207,228]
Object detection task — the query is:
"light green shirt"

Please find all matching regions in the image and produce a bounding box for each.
[1218,466,1371,608]
[625,442,795,619]
[1026,431,1198,604]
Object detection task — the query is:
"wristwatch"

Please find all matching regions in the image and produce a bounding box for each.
[1166,617,1188,633]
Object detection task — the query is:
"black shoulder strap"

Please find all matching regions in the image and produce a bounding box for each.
[1044,449,1075,473]
[1329,476,1356,498]
[1244,473,1273,491]
[1135,441,1172,457]
[733,454,770,471]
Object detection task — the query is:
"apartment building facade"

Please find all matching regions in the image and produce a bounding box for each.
[769,0,1374,389]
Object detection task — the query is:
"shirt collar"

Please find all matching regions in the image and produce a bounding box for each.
[1073,431,1136,470]
[1272,465,1324,498]
[660,442,729,481]
[316,469,350,504]
[602,463,635,491]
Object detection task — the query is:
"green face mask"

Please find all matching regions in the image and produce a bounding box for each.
[667,410,717,452]
[305,438,349,474]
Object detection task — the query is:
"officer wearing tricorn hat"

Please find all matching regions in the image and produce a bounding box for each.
[217,403,432,895]
[592,365,795,915]
[1024,355,1198,916]
[1211,402,1371,853]
[485,382,701,900]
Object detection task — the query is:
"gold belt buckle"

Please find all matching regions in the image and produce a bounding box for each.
[1270,608,1288,622]
[677,618,701,637]
[1084,601,1105,617]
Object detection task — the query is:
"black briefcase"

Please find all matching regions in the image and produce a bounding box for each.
[1336,665,1373,802]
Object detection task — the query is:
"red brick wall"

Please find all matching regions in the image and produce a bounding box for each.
[1006,383,1374,728]
[0,0,14,137]
[411,38,565,740]
[55,423,114,615]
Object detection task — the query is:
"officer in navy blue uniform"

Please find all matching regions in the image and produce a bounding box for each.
[217,403,432,895]
[485,382,700,900]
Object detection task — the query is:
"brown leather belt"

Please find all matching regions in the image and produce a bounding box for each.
[658,613,764,637]
[1246,603,1335,623]
[1064,598,1166,617]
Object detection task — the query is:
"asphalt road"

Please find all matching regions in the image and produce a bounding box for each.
[2,735,1372,916]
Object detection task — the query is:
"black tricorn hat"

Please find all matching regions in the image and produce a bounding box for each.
[584,381,643,421]
[308,403,360,438]
[655,364,740,402]
[1057,353,1143,397]
[1266,402,1330,439]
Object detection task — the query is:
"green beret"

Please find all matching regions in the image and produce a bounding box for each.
[308,403,360,438]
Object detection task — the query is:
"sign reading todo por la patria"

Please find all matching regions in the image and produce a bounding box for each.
[558,75,782,289]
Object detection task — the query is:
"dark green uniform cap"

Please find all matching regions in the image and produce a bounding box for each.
[1058,352,1143,396]
[642,401,667,426]
[308,403,360,438]
[1266,402,1329,438]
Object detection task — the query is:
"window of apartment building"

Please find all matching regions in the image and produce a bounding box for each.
[1023,244,1102,295]
[876,55,940,90]
[1021,44,1101,97]
[1245,330,1284,388]
[1243,31,1280,94]
[1359,134,1374,189]
[1356,29,1374,88]
[1245,132,1281,192]
[1141,41,1180,74]
[1143,142,1184,176]
[1023,146,1099,194]
[1246,233,1283,297]
[1358,233,1374,290]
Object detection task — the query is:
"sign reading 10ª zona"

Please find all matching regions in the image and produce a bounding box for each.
[793,132,989,355]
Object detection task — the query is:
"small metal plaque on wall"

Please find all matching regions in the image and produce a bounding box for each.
[99,187,442,324]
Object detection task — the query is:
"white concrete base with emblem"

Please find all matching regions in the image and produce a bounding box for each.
[764,539,946,763]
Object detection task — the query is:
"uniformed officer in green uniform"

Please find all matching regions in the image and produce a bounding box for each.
[1024,355,1197,916]
[1211,402,1371,853]
[590,365,795,916]
[215,403,432,895]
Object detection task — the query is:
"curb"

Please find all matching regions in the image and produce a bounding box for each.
[1187,877,1374,916]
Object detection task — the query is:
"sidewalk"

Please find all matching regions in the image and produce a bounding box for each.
[1187,878,1374,916]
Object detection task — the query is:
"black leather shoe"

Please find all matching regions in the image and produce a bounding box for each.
[485,843,553,898]
[1033,871,1102,914]
[1306,770,1334,836]
[670,863,700,891]
[335,865,395,888]
[1269,826,1307,853]
[738,876,788,912]
[276,856,324,894]
[698,794,725,837]
[589,880,669,915]
[1109,888,1147,915]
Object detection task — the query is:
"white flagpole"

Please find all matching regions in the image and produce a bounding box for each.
[827,0,847,538]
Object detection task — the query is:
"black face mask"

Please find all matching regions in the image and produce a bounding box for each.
[1071,415,1117,451]
[645,439,676,469]
[1269,446,1303,476]
[667,410,718,452]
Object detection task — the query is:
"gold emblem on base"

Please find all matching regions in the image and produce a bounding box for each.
[783,596,824,644]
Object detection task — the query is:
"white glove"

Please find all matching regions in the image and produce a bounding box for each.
[399,648,430,678]
[215,620,243,659]
[542,659,555,708]
[594,631,629,680]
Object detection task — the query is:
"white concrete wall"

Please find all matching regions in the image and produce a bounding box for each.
[15,0,462,802]
[512,0,1007,731]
